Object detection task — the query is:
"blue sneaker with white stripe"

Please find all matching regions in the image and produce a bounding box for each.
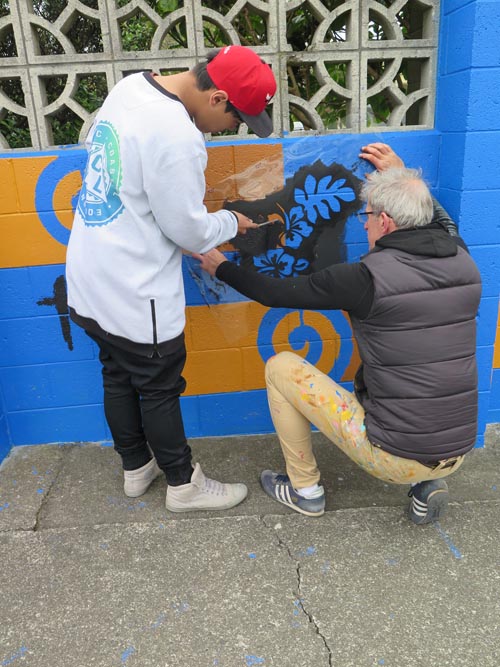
[260,470,325,517]
[408,479,449,524]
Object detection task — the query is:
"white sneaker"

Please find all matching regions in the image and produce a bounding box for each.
[123,458,162,498]
[165,463,248,512]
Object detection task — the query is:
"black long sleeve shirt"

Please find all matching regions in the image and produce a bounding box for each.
[216,200,465,321]
[217,259,374,319]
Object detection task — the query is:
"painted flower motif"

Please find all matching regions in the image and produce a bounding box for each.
[294,175,356,224]
[282,205,314,249]
[253,249,309,278]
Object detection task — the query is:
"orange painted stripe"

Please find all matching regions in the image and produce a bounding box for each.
[0,143,283,269]
[183,302,356,395]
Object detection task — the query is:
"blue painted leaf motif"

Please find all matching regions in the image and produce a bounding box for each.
[253,249,296,278]
[253,250,309,278]
[294,176,356,223]
[283,205,314,249]
[293,258,310,273]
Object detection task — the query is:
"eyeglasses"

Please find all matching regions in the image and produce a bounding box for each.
[356,210,375,223]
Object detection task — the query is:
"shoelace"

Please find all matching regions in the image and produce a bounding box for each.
[203,477,228,496]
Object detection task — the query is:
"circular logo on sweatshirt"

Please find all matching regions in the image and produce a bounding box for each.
[77,121,124,226]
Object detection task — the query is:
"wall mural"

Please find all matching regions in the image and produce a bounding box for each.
[226,160,362,276]
[2,136,498,446]
[37,274,74,352]
[29,150,362,380]
[183,157,363,378]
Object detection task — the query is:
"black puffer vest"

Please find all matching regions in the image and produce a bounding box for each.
[351,244,482,461]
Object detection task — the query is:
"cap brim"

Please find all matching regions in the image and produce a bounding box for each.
[238,109,273,138]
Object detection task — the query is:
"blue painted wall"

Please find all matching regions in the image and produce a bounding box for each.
[436,0,500,445]
[0,0,499,458]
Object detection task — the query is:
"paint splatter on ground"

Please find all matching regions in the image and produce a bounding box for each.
[1,647,29,666]
[121,646,136,664]
[296,545,317,557]
[433,521,463,559]
[245,655,265,666]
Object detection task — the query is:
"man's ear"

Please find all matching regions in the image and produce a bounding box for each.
[210,90,229,107]
[380,211,395,234]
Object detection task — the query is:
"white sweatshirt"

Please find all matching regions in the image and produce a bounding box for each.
[66,72,237,345]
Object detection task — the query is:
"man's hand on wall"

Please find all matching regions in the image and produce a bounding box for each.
[193,248,227,276]
[360,143,405,172]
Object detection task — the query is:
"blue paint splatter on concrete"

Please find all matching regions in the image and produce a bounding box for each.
[492,485,497,491]
[386,558,399,566]
[297,545,317,557]
[245,655,264,666]
[0,503,9,512]
[31,467,38,475]
[1,647,28,665]
[121,646,135,664]
[378,660,385,665]
[293,599,302,616]
[150,612,167,629]
[171,601,189,615]
[248,552,257,559]
[37,488,44,494]
[433,522,463,559]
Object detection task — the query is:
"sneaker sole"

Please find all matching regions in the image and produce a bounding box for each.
[263,485,325,517]
[285,503,325,518]
[409,488,448,525]
[166,498,247,513]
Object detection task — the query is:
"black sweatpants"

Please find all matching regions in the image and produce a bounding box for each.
[88,331,193,485]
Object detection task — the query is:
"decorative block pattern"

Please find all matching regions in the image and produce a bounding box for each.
[0,0,440,149]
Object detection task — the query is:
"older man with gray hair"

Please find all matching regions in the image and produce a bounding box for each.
[195,144,482,524]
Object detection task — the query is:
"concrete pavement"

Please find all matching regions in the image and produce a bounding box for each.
[1,425,499,667]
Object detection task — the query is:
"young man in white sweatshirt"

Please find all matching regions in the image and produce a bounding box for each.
[66,46,276,512]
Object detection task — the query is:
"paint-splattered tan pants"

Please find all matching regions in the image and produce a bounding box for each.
[265,352,464,489]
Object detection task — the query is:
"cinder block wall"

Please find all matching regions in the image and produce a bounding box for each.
[435,0,500,444]
[1,0,499,459]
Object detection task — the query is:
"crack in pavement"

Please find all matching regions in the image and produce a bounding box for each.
[261,516,333,667]
[32,449,70,532]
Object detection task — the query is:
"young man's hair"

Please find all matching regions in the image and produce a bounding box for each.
[361,167,433,229]
[192,48,242,118]
[192,49,221,90]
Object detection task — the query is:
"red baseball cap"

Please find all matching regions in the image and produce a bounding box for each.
[206,45,276,138]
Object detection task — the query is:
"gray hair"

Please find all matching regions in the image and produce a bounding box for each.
[361,167,433,229]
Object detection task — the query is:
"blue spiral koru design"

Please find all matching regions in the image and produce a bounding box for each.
[257,308,353,379]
